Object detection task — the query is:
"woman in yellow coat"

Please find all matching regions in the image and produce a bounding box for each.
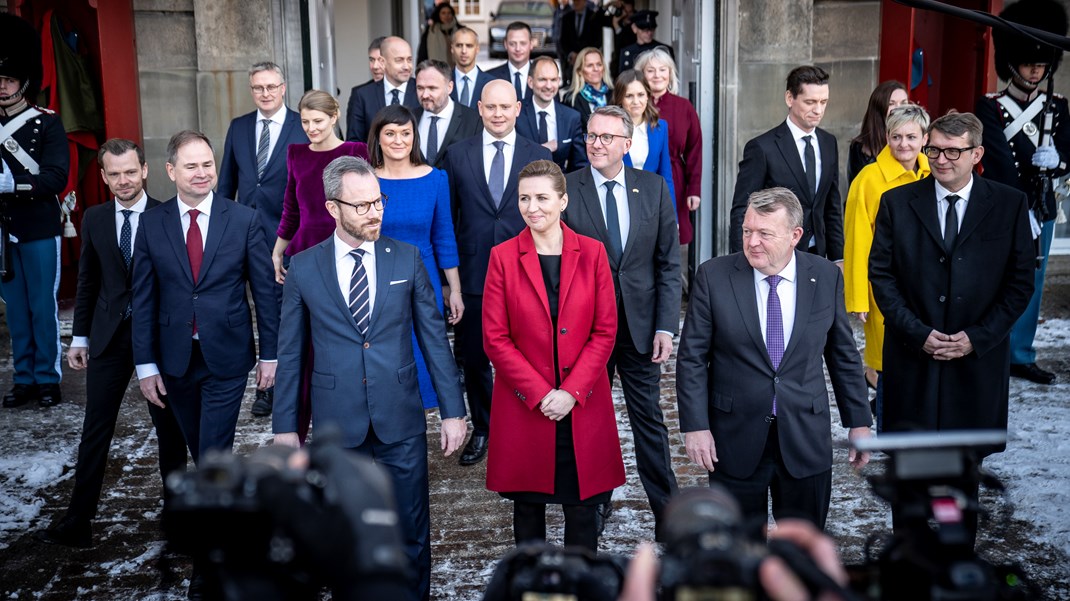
[844,104,931,430]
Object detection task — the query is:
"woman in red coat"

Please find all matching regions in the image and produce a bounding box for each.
[483,160,624,552]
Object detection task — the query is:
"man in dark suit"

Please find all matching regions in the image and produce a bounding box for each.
[730,66,842,262]
[132,130,279,465]
[450,27,494,110]
[677,187,872,530]
[516,56,588,172]
[558,0,606,88]
[35,139,188,549]
[870,112,1034,546]
[216,61,308,417]
[414,59,481,169]
[485,22,535,101]
[273,156,466,601]
[441,79,551,465]
[562,105,680,539]
[346,36,419,144]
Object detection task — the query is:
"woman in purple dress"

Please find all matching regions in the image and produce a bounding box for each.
[272,90,369,281]
[368,105,462,409]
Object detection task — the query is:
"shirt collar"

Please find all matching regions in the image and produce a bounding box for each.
[385,79,407,96]
[116,191,149,214]
[177,191,214,217]
[784,116,816,140]
[590,164,626,192]
[934,175,974,203]
[509,62,529,78]
[334,232,376,260]
[753,251,798,286]
[257,108,287,125]
[482,128,517,147]
[455,65,479,80]
[429,98,455,119]
[533,97,556,117]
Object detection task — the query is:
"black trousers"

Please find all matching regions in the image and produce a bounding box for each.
[709,421,832,530]
[459,293,493,436]
[606,309,678,526]
[513,502,599,553]
[66,319,188,522]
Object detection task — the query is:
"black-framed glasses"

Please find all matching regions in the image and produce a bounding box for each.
[330,195,387,215]
[922,145,975,161]
[583,132,630,145]
[250,84,283,95]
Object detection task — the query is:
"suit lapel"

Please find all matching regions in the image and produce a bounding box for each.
[730,254,771,369]
[163,200,196,284]
[575,169,615,264]
[315,238,361,334]
[518,230,551,319]
[98,201,126,274]
[265,110,297,171]
[774,124,811,200]
[956,177,995,248]
[907,178,945,250]
[196,200,229,286]
[780,252,814,368]
[499,139,530,214]
[621,168,642,263]
[463,137,498,213]
[815,128,836,199]
[368,237,397,337]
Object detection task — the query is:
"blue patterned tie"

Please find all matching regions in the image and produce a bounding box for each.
[256,119,271,179]
[766,275,784,417]
[349,249,370,336]
[390,89,401,105]
[120,209,133,319]
[460,75,471,107]
[489,140,505,207]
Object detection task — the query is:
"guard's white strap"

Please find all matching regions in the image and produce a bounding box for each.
[997,94,1045,147]
[0,107,42,175]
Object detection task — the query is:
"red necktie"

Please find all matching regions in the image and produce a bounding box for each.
[187,209,204,334]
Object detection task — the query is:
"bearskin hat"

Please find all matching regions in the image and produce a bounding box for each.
[994,0,1069,81]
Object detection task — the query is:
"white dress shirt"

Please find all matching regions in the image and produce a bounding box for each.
[532,99,558,143]
[335,233,377,318]
[454,66,481,105]
[934,177,974,234]
[385,79,409,106]
[784,117,822,188]
[482,129,518,185]
[590,165,630,249]
[753,252,798,347]
[419,98,455,158]
[256,108,286,161]
[629,121,649,170]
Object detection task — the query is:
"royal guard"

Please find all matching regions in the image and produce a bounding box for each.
[975,0,1069,385]
[0,14,70,408]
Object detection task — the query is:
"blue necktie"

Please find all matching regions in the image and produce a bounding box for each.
[537,111,549,144]
[349,249,370,336]
[120,209,133,318]
[460,75,471,107]
[514,71,523,100]
[489,140,505,207]
[390,89,401,105]
[603,181,623,263]
[426,116,440,165]
[766,275,784,417]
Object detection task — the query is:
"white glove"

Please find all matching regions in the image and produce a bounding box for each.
[1032,144,1060,170]
[0,159,13,194]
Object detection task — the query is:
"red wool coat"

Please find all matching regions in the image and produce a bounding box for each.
[483,224,625,500]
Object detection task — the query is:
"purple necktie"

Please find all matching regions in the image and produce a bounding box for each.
[766,275,784,416]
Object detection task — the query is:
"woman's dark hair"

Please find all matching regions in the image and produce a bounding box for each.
[432,3,455,23]
[851,80,907,158]
[612,69,660,129]
[367,105,424,167]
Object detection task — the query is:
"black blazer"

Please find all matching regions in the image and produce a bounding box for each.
[450,69,496,109]
[345,79,419,144]
[485,62,535,101]
[413,103,482,169]
[515,98,588,172]
[441,133,552,294]
[73,196,162,358]
[729,121,843,260]
[564,91,595,133]
[676,251,871,479]
[562,166,681,353]
[557,6,605,64]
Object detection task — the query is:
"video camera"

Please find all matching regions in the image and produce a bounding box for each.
[163,433,412,601]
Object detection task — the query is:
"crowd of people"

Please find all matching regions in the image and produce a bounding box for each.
[0,0,1064,599]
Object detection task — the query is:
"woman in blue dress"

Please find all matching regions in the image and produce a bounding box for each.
[368,105,463,409]
[613,69,676,209]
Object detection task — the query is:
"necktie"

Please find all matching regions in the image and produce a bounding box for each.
[426,116,440,165]
[514,71,523,100]
[187,209,204,334]
[943,194,959,253]
[348,249,371,336]
[120,209,134,319]
[802,134,817,196]
[603,180,623,263]
[460,75,471,107]
[390,88,401,105]
[537,111,549,144]
[489,140,505,207]
[256,118,271,179]
[766,275,784,417]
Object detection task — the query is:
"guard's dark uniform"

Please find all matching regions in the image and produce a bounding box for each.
[618,40,674,73]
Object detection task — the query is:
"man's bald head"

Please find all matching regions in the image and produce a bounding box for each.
[381,36,414,86]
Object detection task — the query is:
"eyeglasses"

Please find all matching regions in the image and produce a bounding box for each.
[250,84,283,95]
[330,195,387,215]
[583,132,630,145]
[922,145,975,161]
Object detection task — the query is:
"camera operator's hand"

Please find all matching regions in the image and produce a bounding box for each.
[273,432,301,448]
[846,427,871,470]
[762,519,849,601]
[441,417,467,456]
[684,430,718,472]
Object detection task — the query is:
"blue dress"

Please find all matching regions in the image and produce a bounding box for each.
[380,168,460,409]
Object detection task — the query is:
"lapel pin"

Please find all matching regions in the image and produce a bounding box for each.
[810,278,816,282]
[632,188,639,194]
[385,247,391,253]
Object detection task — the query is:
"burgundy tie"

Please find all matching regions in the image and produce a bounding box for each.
[187,209,204,334]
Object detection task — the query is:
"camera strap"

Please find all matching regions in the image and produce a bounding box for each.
[0,107,42,175]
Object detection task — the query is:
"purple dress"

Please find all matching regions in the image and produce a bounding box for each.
[277,141,370,253]
[380,168,459,409]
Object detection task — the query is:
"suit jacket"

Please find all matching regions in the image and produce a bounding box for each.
[565,91,595,133]
[562,166,681,354]
[413,104,482,169]
[345,79,419,144]
[557,6,605,64]
[272,236,465,448]
[624,119,676,206]
[74,196,162,358]
[516,98,588,172]
[730,121,843,260]
[483,224,624,499]
[441,133,552,295]
[132,196,279,379]
[676,251,871,480]
[485,62,535,101]
[869,176,1034,448]
[216,108,309,243]
[450,69,495,109]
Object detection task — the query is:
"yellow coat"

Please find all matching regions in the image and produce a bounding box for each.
[843,145,930,370]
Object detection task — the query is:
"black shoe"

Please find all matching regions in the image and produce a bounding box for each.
[251,387,273,417]
[1010,363,1056,385]
[38,383,62,407]
[2,383,38,408]
[459,434,488,466]
[595,501,614,537]
[188,564,205,601]
[35,515,93,548]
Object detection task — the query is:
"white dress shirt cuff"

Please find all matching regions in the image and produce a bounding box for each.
[71,336,89,348]
[655,330,674,338]
[259,359,278,363]
[136,363,161,380]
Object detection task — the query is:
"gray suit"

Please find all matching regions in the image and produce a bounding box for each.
[563,166,680,531]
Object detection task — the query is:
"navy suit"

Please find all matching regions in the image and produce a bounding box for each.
[346,79,419,144]
[441,133,551,436]
[515,98,588,172]
[216,108,309,246]
[450,69,495,109]
[273,235,464,601]
[132,196,279,463]
[413,104,482,169]
[485,62,535,101]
